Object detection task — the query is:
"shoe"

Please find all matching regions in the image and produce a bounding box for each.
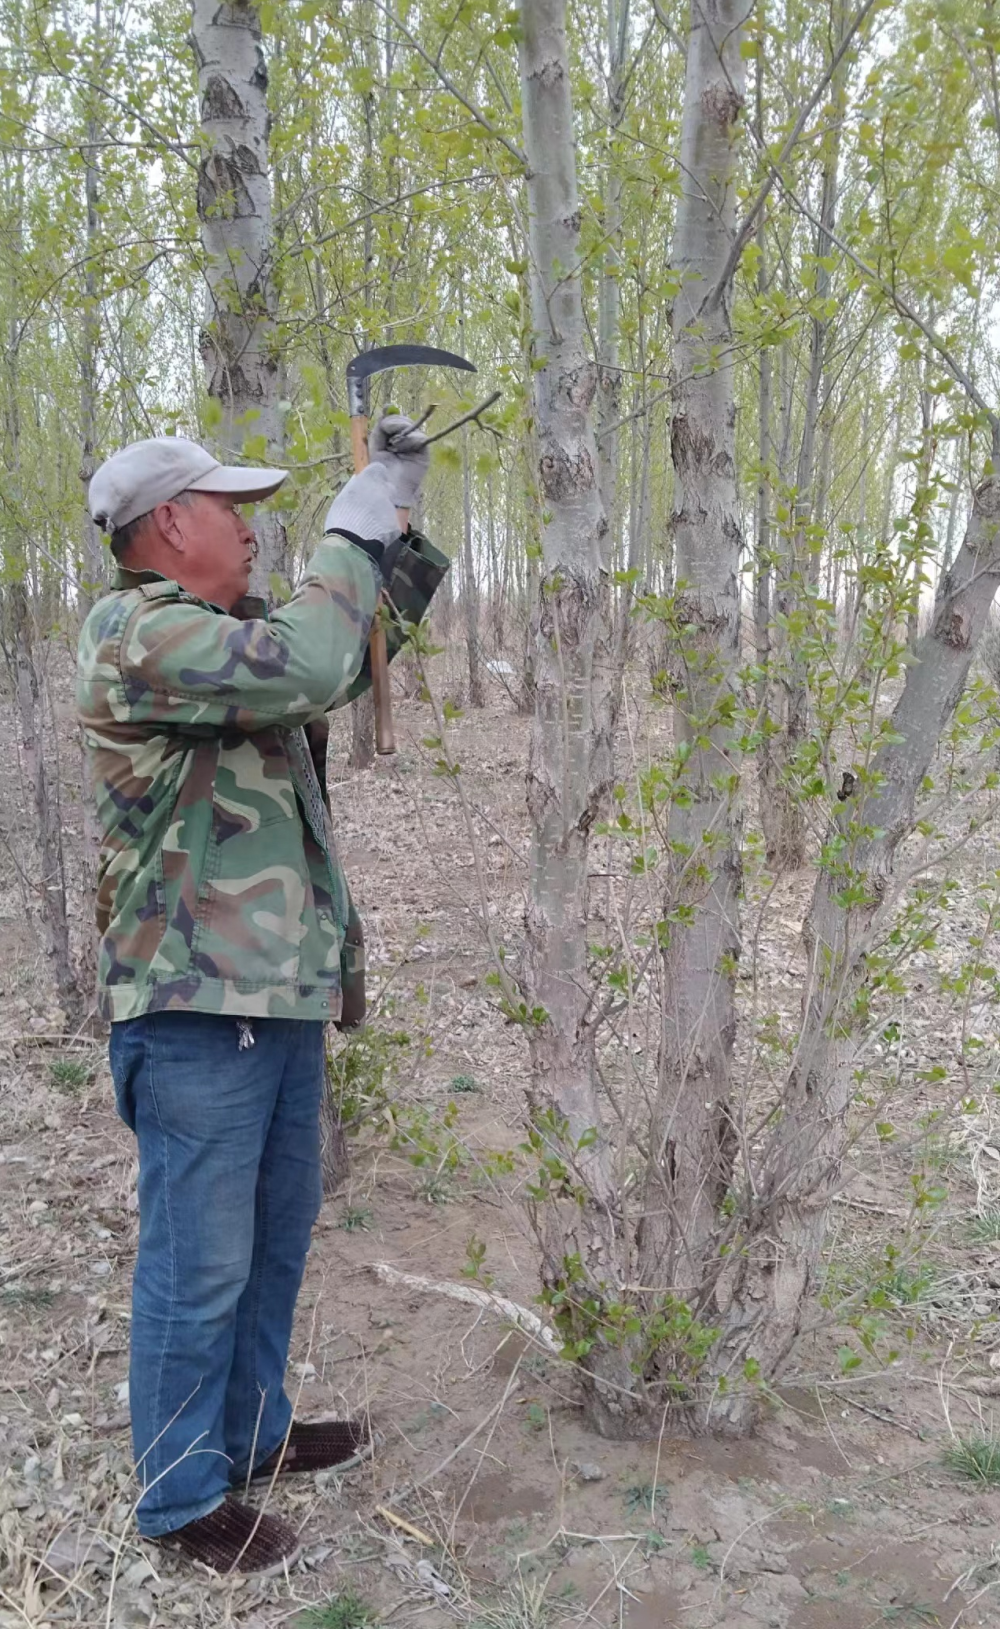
[243,1418,372,1483]
[158,1498,300,1575]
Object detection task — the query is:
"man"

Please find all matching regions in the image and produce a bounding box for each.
[76,421,444,1573]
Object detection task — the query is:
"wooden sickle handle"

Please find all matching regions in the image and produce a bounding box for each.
[350,414,395,755]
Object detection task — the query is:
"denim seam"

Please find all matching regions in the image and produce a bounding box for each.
[245,1121,270,1472]
[143,1016,179,1511]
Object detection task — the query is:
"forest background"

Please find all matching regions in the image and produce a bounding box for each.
[7,0,1000,1623]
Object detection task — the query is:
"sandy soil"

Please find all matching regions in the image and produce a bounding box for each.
[3,658,1000,1628]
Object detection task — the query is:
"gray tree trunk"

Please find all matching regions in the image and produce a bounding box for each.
[907,356,935,649]
[348,687,376,770]
[347,0,382,762]
[11,583,78,1013]
[460,292,485,707]
[78,2,105,613]
[633,0,749,1338]
[613,281,651,686]
[191,0,287,590]
[752,34,772,727]
[597,0,629,542]
[518,0,624,1420]
[462,423,485,707]
[761,11,846,870]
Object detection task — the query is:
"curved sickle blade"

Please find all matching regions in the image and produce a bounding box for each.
[347,343,476,384]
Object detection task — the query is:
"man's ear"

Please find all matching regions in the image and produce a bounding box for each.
[151,500,187,555]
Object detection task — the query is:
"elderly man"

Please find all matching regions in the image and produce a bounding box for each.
[77,422,443,1573]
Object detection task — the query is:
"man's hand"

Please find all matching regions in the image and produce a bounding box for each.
[369,414,431,513]
[323,463,412,587]
[323,463,399,545]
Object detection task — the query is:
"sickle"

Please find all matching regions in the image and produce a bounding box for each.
[347,344,476,755]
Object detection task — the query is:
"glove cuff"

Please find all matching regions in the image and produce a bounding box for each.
[324,527,407,590]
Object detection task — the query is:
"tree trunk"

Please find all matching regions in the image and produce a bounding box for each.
[348,687,376,770]
[711,471,1000,1422]
[78,3,105,613]
[761,9,846,871]
[191,0,287,589]
[941,438,965,579]
[461,421,485,707]
[632,0,749,1392]
[11,582,78,1013]
[346,0,382,764]
[907,356,935,648]
[460,291,485,707]
[597,0,629,546]
[842,384,872,647]
[518,0,628,1418]
[752,35,772,729]
[320,1067,351,1193]
[613,275,651,686]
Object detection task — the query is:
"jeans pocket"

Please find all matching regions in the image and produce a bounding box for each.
[109,1018,147,1132]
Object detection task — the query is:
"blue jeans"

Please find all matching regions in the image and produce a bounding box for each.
[110,1012,324,1537]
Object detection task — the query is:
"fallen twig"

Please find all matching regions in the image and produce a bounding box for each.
[374,1506,435,1546]
[830,1390,924,1438]
[369,1261,560,1354]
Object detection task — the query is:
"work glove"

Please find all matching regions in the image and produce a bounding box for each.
[323,463,407,587]
[369,412,431,511]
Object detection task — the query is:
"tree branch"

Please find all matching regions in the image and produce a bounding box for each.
[371,0,527,169]
[779,183,998,437]
[650,0,688,58]
[704,0,881,311]
[422,390,503,445]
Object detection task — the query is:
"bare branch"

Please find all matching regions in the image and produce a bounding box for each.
[371,0,527,169]
[705,0,881,311]
[422,390,503,445]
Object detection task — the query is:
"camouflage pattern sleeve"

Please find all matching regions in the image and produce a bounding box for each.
[108,537,382,734]
[341,528,449,707]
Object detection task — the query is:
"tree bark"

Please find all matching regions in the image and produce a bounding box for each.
[761,6,846,870]
[11,582,78,1013]
[461,421,485,707]
[518,0,625,1418]
[78,1,105,613]
[191,0,287,589]
[634,0,749,1324]
[752,32,772,729]
[320,1068,351,1193]
[347,0,382,763]
[460,292,485,707]
[349,687,376,770]
[907,354,935,649]
[597,0,629,544]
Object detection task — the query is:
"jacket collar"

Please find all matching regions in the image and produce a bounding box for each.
[112,566,266,622]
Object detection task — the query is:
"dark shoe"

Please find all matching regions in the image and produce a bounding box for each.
[245,1418,372,1483]
[159,1498,300,1575]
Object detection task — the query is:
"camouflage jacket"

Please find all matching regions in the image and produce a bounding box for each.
[76,530,447,1024]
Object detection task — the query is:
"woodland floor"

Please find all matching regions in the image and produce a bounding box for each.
[4,652,1000,1628]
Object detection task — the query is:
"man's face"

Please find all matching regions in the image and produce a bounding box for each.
[170,492,258,610]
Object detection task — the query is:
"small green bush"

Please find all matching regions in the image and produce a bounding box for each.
[944,1435,1000,1485]
[298,1590,379,1629]
[48,1057,92,1094]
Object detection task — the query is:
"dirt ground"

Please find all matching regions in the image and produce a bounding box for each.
[3,658,1000,1628]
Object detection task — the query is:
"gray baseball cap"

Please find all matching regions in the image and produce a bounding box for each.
[88,436,288,532]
